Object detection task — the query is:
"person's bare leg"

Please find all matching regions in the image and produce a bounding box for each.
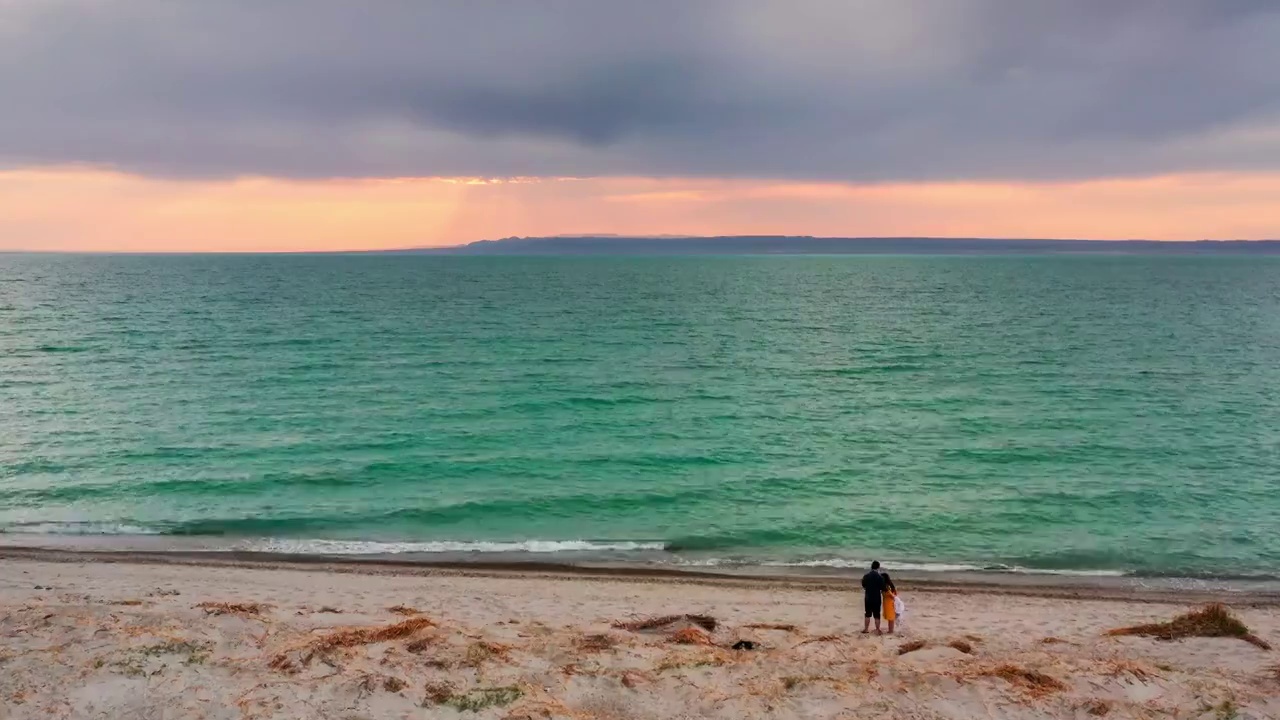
[887,620,895,634]
[875,618,882,634]
[862,616,871,633]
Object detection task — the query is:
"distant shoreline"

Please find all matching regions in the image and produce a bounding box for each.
[381,236,1280,256]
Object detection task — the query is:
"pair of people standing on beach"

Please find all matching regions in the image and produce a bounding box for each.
[861,561,898,634]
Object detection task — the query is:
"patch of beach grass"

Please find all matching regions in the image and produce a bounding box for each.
[983,664,1066,695]
[463,640,512,667]
[122,639,213,667]
[444,686,523,712]
[655,650,726,672]
[421,680,456,706]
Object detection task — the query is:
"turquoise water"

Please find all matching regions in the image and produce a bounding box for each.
[2,254,1279,578]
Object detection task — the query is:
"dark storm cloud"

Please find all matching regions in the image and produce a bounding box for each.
[2,0,1278,181]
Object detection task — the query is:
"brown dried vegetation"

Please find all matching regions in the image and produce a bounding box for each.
[1083,699,1112,716]
[983,664,1067,695]
[576,633,616,652]
[613,614,717,633]
[269,617,436,672]
[668,627,712,646]
[197,602,268,616]
[897,640,927,655]
[1107,604,1270,650]
[744,623,798,632]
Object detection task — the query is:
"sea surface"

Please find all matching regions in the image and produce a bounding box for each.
[2,254,1279,580]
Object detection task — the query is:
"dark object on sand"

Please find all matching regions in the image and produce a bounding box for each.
[731,640,757,650]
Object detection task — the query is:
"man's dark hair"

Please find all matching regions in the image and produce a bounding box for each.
[871,561,880,570]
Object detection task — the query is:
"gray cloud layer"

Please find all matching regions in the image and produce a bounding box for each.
[3,0,1279,181]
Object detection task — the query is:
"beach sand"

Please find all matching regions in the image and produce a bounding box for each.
[1,554,1278,720]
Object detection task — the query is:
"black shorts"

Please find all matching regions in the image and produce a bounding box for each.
[864,594,881,619]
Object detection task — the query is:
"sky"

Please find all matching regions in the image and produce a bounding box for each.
[3,1,1280,251]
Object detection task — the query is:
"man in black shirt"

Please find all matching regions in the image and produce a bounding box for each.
[861,561,895,634]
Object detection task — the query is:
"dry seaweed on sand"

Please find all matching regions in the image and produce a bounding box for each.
[464,640,513,667]
[197,601,268,616]
[744,622,798,632]
[388,605,420,616]
[797,634,841,646]
[684,614,717,632]
[576,633,616,652]
[948,639,973,654]
[655,649,727,672]
[1107,603,1271,650]
[383,676,407,693]
[445,686,523,712]
[421,680,457,706]
[1082,699,1112,716]
[1106,660,1156,681]
[668,627,712,645]
[983,664,1067,695]
[613,614,717,633]
[313,616,435,652]
[897,640,927,655]
[270,616,436,671]
[405,636,439,654]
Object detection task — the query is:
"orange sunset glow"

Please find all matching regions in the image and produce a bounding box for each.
[4,169,1278,253]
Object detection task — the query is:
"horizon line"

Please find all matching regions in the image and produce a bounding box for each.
[6,235,1280,255]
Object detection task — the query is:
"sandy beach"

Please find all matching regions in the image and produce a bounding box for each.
[1,553,1278,720]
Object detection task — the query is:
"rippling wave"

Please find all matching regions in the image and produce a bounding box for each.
[3,254,1280,580]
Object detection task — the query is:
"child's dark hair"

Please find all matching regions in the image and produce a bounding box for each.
[871,561,880,569]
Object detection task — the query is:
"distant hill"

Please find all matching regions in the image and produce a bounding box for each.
[374,236,1280,256]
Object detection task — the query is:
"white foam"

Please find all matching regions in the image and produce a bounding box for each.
[237,538,667,555]
[674,557,1127,576]
[0,522,162,536]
